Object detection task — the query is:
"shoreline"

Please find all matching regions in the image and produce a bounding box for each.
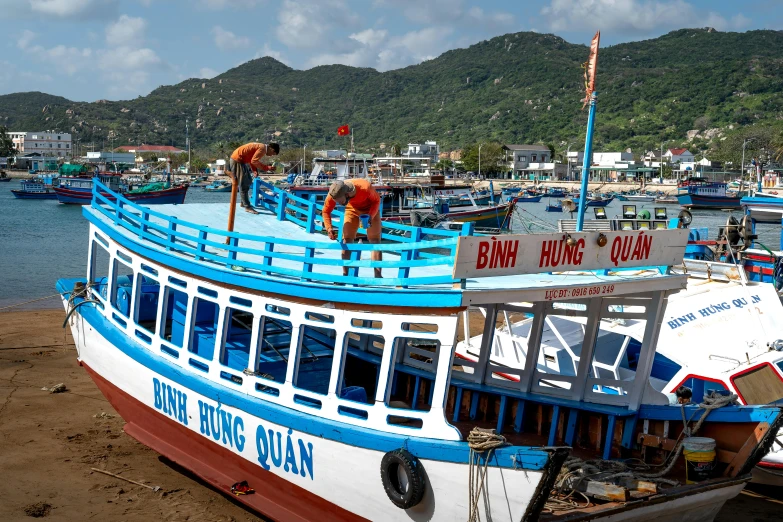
[0,309,779,520]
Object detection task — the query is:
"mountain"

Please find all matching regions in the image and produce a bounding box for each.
[1,28,782,156]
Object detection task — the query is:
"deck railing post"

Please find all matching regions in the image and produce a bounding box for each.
[196,230,208,261]
[166,219,177,251]
[306,200,316,233]
[453,222,474,289]
[227,236,239,265]
[115,199,123,226]
[262,242,274,275]
[277,191,288,221]
[139,211,149,239]
[251,178,260,207]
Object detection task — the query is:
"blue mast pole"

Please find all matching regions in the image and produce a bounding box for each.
[576,91,597,232]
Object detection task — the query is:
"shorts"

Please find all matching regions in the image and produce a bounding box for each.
[342,209,381,242]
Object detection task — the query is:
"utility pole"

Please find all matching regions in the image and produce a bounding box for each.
[478,143,483,180]
[303,144,307,176]
[741,137,755,189]
[186,119,190,174]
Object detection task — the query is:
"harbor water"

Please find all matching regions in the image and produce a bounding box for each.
[1,181,779,310]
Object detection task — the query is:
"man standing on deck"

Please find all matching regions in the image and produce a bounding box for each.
[323,179,383,278]
[228,142,280,214]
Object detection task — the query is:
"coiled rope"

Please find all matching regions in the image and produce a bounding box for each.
[467,427,506,522]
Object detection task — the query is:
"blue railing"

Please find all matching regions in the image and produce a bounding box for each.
[90,179,473,288]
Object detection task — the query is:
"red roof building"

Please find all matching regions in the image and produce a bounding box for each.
[117,145,186,154]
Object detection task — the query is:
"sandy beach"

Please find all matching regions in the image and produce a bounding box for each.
[0,309,779,521]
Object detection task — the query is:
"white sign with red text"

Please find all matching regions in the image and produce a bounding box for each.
[452,229,689,279]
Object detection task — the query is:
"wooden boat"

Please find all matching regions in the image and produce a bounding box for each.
[455,262,783,486]
[11,178,58,199]
[54,174,187,205]
[56,177,781,522]
[203,180,233,192]
[545,201,562,212]
[677,178,742,209]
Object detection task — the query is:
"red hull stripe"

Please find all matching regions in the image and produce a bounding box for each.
[82,362,367,522]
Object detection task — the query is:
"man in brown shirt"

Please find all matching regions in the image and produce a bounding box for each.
[228,142,279,214]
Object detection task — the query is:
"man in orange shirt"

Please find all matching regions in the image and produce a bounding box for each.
[322,179,382,278]
[229,142,280,214]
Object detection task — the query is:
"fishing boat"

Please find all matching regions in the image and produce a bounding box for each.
[54,174,187,205]
[56,174,781,521]
[0,171,11,182]
[515,195,542,203]
[203,180,233,192]
[11,177,59,199]
[616,193,655,202]
[677,178,742,210]
[545,201,563,212]
[455,260,783,486]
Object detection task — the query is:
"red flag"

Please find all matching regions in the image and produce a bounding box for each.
[582,31,600,108]
[337,125,350,136]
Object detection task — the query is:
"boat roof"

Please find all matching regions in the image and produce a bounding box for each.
[83,179,689,309]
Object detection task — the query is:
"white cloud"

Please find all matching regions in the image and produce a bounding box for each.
[307,25,454,72]
[376,0,515,30]
[254,43,289,64]
[277,0,360,49]
[3,0,120,19]
[17,29,36,50]
[541,0,752,34]
[200,67,219,78]
[200,0,260,9]
[106,15,147,47]
[212,25,251,51]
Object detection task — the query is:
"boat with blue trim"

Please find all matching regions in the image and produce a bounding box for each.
[203,180,233,192]
[677,178,743,209]
[57,177,780,521]
[54,174,187,205]
[11,175,60,199]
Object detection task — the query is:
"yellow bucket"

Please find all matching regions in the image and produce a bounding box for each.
[683,437,716,484]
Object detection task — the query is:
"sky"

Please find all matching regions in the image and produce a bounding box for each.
[1,0,780,102]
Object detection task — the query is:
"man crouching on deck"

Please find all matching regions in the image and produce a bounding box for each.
[228,142,279,214]
[323,180,382,278]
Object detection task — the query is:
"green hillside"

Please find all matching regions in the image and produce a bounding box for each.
[1,28,782,158]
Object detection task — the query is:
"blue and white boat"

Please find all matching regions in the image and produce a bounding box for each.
[56,177,781,521]
[55,174,188,205]
[676,178,743,210]
[203,180,233,192]
[11,177,59,199]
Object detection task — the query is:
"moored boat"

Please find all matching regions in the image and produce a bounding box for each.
[203,180,233,192]
[677,178,742,209]
[57,177,781,521]
[11,178,59,199]
[54,174,187,205]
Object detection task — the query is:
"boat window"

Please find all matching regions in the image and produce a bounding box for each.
[294,325,338,396]
[134,275,161,335]
[256,315,293,382]
[340,332,385,405]
[385,337,441,413]
[90,241,111,300]
[110,259,135,319]
[161,286,188,348]
[221,307,254,372]
[350,318,382,330]
[731,364,783,405]
[189,297,220,361]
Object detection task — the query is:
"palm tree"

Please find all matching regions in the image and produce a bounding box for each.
[215,141,227,160]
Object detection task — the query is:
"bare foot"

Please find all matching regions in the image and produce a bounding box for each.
[245,208,259,215]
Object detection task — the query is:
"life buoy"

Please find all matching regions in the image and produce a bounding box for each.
[380,449,426,509]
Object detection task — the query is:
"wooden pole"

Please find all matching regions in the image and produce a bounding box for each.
[226,176,238,245]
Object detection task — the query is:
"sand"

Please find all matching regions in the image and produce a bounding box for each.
[0,309,778,521]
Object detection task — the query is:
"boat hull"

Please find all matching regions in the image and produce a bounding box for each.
[677,194,741,210]
[11,189,58,199]
[54,185,188,205]
[62,297,547,522]
[617,195,656,202]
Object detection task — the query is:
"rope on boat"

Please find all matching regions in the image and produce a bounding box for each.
[543,391,738,512]
[0,293,62,312]
[62,282,103,328]
[467,427,507,522]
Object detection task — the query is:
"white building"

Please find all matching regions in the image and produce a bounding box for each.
[593,152,633,165]
[501,144,564,180]
[664,148,694,164]
[8,131,72,157]
[404,141,439,161]
[86,151,136,164]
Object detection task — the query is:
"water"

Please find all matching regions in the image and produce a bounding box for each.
[0,181,232,311]
[1,181,778,311]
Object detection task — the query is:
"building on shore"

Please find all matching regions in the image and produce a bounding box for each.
[404,141,439,162]
[85,151,137,164]
[500,144,565,180]
[7,131,72,157]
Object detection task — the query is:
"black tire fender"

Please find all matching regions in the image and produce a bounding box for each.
[380,449,426,509]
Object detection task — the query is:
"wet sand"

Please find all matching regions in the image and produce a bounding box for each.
[0,309,778,521]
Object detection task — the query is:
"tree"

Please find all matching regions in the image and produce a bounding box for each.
[435,159,454,172]
[0,126,17,157]
[389,143,403,156]
[460,142,505,174]
[190,157,209,173]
